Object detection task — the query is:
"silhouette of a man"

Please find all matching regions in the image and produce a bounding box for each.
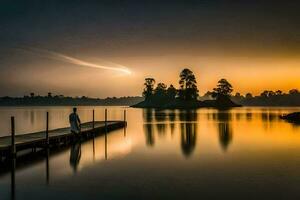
[69,107,81,134]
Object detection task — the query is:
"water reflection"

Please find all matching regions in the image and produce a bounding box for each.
[105,133,108,160]
[143,109,155,147]
[155,111,167,136]
[10,158,15,200]
[214,111,233,151]
[70,142,81,173]
[246,110,252,121]
[2,107,300,199]
[92,138,95,161]
[46,148,50,184]
[30,110,34,125]
[218,122,233,151]
[142,109,199,157]
[168,110,176,136]
[179,110,198,157]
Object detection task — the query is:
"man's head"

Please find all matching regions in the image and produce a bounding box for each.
[73,107,77,113]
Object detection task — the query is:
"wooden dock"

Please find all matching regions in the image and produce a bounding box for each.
[0,109,127,199]
[0,121,126,160]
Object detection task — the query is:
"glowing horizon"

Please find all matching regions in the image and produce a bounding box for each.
[0,1,299,97]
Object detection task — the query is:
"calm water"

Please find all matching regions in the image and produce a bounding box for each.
[0,106,300,200]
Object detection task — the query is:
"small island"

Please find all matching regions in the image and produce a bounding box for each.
[132,68,240,109]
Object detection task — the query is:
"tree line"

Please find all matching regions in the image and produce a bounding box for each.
[142,68,300,106]
[230,89,300,106]
[142,68,234,103]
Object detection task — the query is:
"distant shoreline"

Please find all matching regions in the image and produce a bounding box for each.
[0,104,129,107]
[0,104,299,107]
[1,94,300,107]
[0,96,144,107]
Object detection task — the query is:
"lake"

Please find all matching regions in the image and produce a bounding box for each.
[0,106,300,200]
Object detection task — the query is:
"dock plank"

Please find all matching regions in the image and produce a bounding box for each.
[0,121,125,151]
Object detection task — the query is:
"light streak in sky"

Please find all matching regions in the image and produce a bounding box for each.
[18,47,132,75]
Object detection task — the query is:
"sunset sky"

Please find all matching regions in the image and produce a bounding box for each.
[1,1,300,97]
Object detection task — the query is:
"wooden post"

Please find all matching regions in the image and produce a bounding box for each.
[105,109,107,132]
[92,109,95,129]
[11,117,16,157]
[46,112,49,146]
[123,109,127,137]
[124,109,126,122]
[104,108,108,160]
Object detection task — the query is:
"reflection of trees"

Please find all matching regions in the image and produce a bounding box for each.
[179,110,198,157]
[260,110,278,130]
[261,111,268,122]
[218,122,232,151]
[212,111,231,121]
[261,111,277,122]
[70,141,81,173]
[143,109,155,146]
[235,112,242,121]
[168,110,176,135]
[214,111,233,151]
[154,110,167,136]
[30,110,34,125]
[246,110,252,121]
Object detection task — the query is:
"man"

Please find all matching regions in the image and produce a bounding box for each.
[69,107,81,134]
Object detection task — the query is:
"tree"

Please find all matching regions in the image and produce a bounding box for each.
[289,89,299,95]
[275,90,283,95]
[260,90,275,98]
[268,91,276,97]
[260,90,269,98]
[212,79,233,98]
[153,83,174,103]
[235,92,242,98]
[178,68,199,100]
[154,83,167,97]
[167,84,177,100]
[48,92,52,98]
[30,92,35,98]
[245,93,253,99]
[232,92,243,102]
[143,78,155,100]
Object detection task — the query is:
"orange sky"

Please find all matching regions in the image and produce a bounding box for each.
[1,1,300,97]
[107,55,300,96]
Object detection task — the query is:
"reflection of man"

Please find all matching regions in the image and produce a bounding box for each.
[69,107,81,134]
[70,142,81,173]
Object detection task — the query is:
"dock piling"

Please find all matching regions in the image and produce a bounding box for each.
[124,109,126,122]
[11,117,16,157]
[123,109,127,137]
[92,109,95,129]
[46,112,49,146]
[105,109,108,132]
